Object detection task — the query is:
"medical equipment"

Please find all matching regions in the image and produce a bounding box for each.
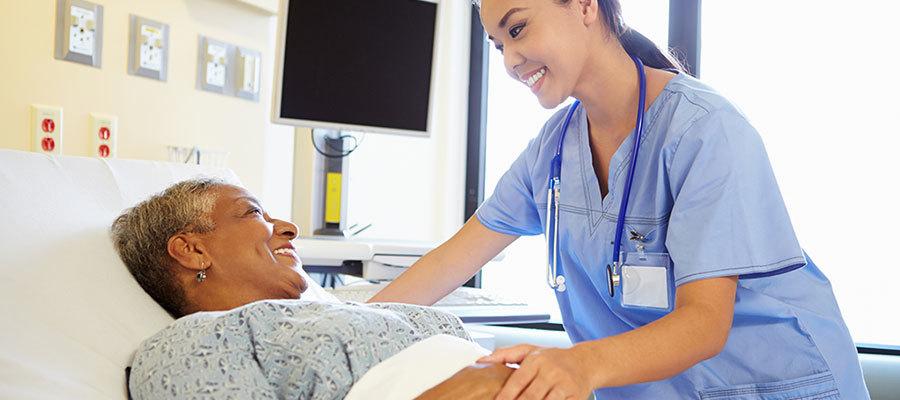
[327,282,550,324]
[546,53,647,295]
[328,282,527,306]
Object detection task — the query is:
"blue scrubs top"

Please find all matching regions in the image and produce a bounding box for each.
[476,73,869,399]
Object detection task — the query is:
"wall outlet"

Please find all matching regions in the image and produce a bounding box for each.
[235,47,261,101]
[90,113,117,158]
[128,15,169,81]
[54,0,103,68]
[31,105,64,155]
[197,36,233,94]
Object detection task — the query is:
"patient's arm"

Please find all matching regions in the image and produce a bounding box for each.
[415,363,514,400]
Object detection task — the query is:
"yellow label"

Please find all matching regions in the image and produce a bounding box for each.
[324,172,342,223]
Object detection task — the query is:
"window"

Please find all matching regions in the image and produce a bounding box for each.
[479,2,670,321]
[701,1,900,346]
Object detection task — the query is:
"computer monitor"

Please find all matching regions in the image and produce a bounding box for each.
[272,0,440,137]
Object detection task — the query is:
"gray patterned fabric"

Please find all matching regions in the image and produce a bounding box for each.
[129,300,472,400]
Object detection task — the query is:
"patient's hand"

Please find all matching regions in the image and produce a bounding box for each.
[415,362,514,400]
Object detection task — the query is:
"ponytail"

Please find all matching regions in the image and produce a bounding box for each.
[584,0,687,72]
[619,28,685,72]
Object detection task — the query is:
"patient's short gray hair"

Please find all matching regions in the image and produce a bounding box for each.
[110,178,225,317]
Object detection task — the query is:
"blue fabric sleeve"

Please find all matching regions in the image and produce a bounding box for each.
[475,139,543,236]
[666,110,806,286]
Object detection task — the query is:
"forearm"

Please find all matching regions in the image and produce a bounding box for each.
[575,278,736,388]
[368,217,516,305]
[368,246,475,305]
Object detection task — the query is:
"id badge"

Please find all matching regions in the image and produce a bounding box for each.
[620,251,674,311]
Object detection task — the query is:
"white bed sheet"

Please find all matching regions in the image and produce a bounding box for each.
[346,334,491,400]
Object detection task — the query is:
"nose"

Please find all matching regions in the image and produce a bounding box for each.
[504,45,525,80]
[274,219,298,240]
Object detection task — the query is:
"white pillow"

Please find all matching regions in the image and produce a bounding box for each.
[0,150,334,399]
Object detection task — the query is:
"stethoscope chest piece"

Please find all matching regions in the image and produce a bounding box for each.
[555,275,566,293]
[606,263,620,297]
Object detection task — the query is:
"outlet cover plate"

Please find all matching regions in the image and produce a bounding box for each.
[197,36,234,95]
[54,0,103,68]
[31,105,64,155]
[128,15,169,81]
[90,113,117,158]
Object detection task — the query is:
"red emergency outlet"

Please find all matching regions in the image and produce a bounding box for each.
[41,118,55,134]
[98,144,110,158]
[41,137,56,152]
[99,127,110,141]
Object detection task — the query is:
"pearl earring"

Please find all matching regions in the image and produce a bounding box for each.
[197,260,208,283]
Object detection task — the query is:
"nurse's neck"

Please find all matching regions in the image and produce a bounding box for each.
[574,44,669,144]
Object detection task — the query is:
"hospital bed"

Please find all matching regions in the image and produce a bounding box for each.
[1,149,897,399]
[0,149,514,399]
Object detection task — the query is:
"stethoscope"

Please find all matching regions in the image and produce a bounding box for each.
[546,53,647,295]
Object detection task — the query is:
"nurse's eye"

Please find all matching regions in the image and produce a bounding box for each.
[509,23,525,38]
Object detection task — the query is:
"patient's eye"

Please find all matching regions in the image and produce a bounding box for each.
[246,206,263,216]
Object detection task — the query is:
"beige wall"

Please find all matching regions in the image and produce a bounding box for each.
[0,0,295,216]
[0,0,473,240]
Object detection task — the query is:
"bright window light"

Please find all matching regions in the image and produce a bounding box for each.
[701,1,900,346]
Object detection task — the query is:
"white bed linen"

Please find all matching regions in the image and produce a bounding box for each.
[345,334,491,400]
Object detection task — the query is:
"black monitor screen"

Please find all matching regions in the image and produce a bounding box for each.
[278,0,437,134]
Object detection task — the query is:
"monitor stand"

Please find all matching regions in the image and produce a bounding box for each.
[313,129,351,237]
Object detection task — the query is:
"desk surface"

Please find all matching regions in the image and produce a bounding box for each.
[436,305,550,325]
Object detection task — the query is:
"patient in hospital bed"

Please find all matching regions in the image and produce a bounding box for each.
[110,179,512,400]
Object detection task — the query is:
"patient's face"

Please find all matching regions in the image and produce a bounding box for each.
[196,185,307,310]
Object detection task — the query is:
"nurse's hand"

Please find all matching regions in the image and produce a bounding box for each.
[477,345,594,400]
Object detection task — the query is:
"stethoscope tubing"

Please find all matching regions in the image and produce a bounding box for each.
[546,53,647,292]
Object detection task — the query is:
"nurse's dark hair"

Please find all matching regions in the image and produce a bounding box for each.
[588,0,685,72]
[473,0,686,72]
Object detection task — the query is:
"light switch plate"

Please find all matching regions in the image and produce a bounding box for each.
[197,36,234,94]
[128,15,169,81]
[54,0,103,68]
[235,47,261,101]
[90,113,117,158]
[31,105,64,155]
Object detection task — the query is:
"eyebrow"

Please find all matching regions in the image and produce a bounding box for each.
[487,7,527,41]
[234,196,262,209]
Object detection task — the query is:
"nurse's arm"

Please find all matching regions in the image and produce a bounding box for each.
[367,217,516,305]
[575,276,738,389]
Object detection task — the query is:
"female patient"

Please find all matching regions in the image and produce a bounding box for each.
[111,179,509,400]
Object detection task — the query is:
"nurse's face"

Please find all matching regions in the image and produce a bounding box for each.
[481,0,596,109]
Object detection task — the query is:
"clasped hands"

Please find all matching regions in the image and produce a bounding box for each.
[417,344,594,400]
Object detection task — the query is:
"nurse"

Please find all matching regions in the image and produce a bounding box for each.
[370,0,870,398]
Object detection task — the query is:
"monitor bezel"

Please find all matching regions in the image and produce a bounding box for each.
[271,0,441,137]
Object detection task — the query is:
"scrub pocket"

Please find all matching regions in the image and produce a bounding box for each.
[697,371,840,400]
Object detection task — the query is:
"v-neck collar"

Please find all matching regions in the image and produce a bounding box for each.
[570,73,683,232]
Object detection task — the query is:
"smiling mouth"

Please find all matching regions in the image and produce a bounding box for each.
[523,67,547,88]
[273,248,297,259]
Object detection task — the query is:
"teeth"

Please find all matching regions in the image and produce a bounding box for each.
[273,248,293,256]
[525,67,546,87]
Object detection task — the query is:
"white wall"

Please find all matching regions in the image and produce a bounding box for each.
[0,0,295,217]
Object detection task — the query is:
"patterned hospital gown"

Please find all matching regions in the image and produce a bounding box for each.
[128,300,472,400]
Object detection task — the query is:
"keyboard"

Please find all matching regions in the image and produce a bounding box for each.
[326,283,528,307]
